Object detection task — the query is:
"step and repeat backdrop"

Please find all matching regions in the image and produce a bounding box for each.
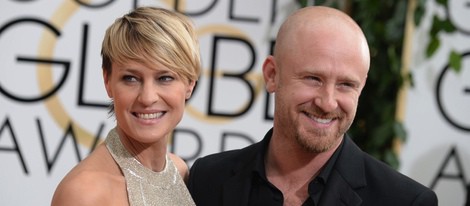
[0,0,292,205]
[400,0,470,206]
[0,0,468,205]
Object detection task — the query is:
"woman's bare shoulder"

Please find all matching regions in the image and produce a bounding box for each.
[51,170,112,205]
[51,144,126,206]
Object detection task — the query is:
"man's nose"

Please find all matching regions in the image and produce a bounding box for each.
[314,85,338,112]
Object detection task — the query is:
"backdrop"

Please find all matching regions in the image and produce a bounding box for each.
[400,0,470,205]
[0,0,468,205]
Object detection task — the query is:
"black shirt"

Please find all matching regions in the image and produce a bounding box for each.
[248,129,344,206]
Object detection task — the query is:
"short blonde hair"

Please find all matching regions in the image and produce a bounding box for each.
[101,6,201,82]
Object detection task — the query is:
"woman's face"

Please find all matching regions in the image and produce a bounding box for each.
[104,60,195,144]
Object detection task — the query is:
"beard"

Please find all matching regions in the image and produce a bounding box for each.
[295,127,343,153]
[295,107,352,153]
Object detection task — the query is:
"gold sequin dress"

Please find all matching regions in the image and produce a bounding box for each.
[105,128,196,206]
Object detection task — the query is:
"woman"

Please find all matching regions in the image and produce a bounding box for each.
[51,6,200,205]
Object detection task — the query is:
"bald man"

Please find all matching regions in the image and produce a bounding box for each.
[188,6,437,206]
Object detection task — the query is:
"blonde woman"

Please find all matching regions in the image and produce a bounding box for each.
[52,6,200,206]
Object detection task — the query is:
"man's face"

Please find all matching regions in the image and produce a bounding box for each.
[266,26,369,153]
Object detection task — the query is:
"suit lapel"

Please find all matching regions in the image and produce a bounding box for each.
[221,171,253,206]
[221,139,262,206]
[319,135,367,206]
[319,170,363,206]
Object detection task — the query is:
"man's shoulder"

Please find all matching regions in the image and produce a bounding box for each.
[353,150,435,199]
[341,136,434,193]
[336,140,437,204]
[194,141,261,168]
[360,154,437,204]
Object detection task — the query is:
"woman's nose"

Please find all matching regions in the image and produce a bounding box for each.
[137,82,159,106]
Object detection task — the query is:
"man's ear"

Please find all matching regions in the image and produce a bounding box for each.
[103,69,113,98]
[262,55,277,93]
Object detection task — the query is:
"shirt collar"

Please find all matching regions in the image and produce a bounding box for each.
[316,137,343,183]
[252,128,345,184]
[252,128,273,181]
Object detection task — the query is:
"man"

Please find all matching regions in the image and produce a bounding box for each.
[188,6,438,206]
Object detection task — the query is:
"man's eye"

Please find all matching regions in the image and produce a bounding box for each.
[339,82,356,89]
[307,76,322,82]
[306,76,322,85]
[340,82,351,87]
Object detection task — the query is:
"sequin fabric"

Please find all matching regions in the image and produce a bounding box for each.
[105,128,196,206]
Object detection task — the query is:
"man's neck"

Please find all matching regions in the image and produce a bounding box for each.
[264,132,341,205]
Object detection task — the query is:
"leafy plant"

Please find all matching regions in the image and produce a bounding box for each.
[414,0,462,73]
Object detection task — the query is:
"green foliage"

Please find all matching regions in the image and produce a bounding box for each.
[449,50,462,73]
[348,0,408,169]
[298,0,409,169]
[298,0,309,7]
[426,34,440,58]
[298,0,307,7]
[415,0,462,73]
[414,0,426,26]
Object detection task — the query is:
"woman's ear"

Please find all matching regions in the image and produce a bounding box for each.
[186,80,196,100]
[103,69,113,98]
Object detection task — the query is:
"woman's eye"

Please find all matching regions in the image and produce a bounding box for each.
[123,75,138,82]
[159,75,174,82]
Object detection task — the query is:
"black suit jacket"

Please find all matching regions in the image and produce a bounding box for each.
[188,129,438,206]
